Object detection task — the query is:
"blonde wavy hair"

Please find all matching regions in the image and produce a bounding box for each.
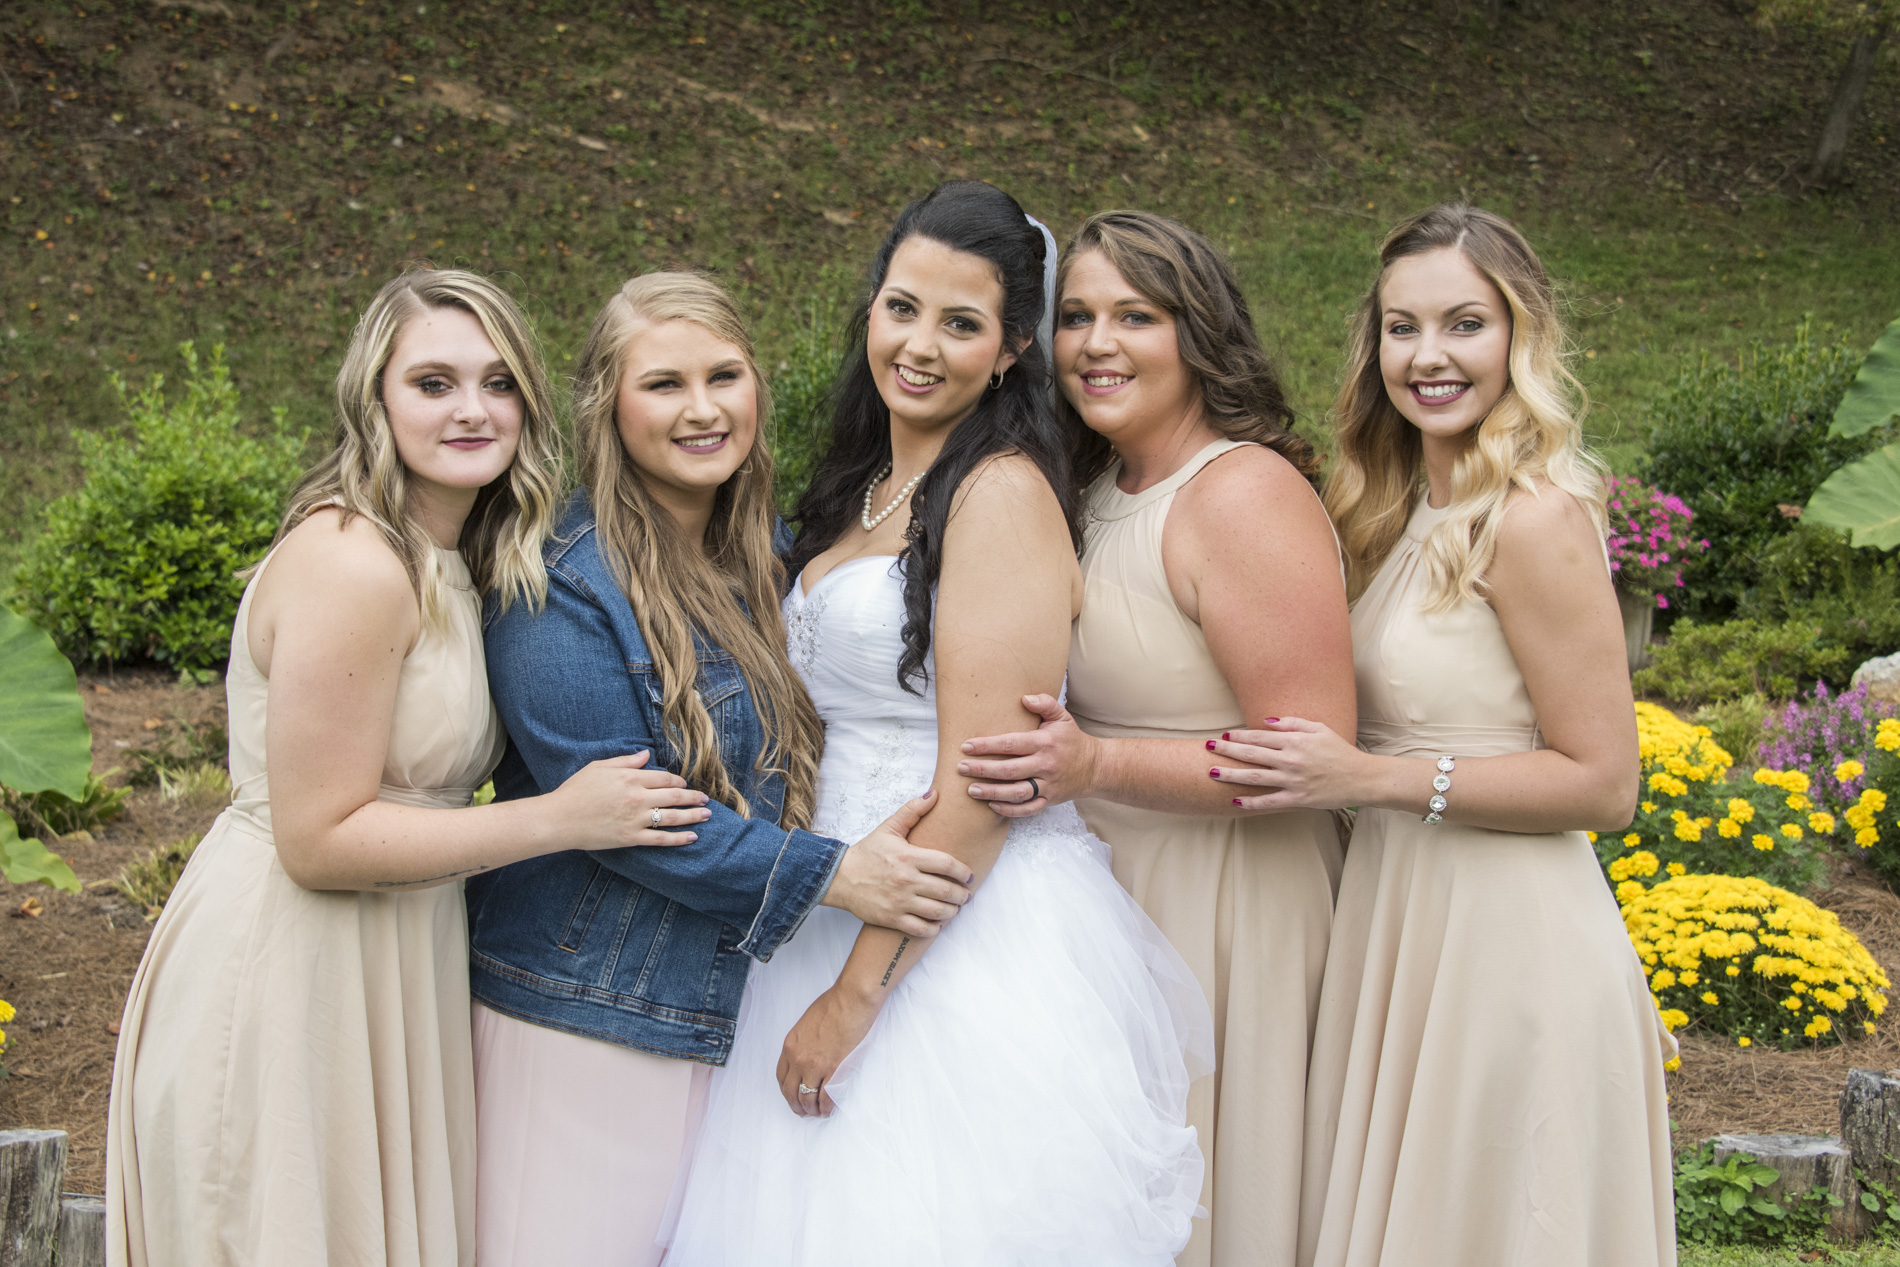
[1323,204,1606,606]
[271,268,562,620]
[572,272,822,829]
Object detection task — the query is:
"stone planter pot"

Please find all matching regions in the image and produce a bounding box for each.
[1618,588,1656,673]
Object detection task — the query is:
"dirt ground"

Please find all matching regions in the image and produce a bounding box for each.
[7,669,1900,1194]
[0,667,226,1195]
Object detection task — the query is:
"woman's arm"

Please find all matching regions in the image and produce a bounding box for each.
[1211,486,1640,833]
[957,446,1357,817]
[258,513,705,892]
[777,454,1079,1114]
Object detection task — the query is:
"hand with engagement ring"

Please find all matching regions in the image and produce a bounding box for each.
[957,693,1102,818]
[543,749,713,850]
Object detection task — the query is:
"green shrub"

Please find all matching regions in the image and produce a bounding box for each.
[1673,1140,1841,1245]
[1641,321,1893,620]
[1633,618,1849,708]
[1690,695,1774,769]
[7,343,307,670]
[767,299,845,518]
[1737,522,1900,673]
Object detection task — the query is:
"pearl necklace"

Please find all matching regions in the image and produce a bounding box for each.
[861,464,925,531]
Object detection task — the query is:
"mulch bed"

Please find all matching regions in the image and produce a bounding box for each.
[8,672,1900,1191]
[0,668,225,1194]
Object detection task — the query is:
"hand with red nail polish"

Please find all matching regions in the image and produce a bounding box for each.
[1208,716,1371,812]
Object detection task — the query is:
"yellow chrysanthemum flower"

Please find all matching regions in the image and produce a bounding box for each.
[1667,862,1687,877]
[1624,832,1642,848]
[1727,798,1756,824]
[1675,818,1705,842]
[1877,720,1900,752]
[1837,760,1867,782]
[1864,788,1889,814]
[1717,818,1743,838]
[1652,969,1678,990]
[1641,801,1658,814]
[0,999,14,1025]
[1616,879,1647,903]
[1726,964,1741,977]
[1702,991,1719,1005]
[1649,771,1689,798]
[1754,834,1776,852]
[1610,851,1661,882]
[1787,793,1813,812]
[1781,822,1804,840]
[1660,1008,1690,1032]
[1665,1055,1682,1071]
[1681,970,1700,986]
[1811,812,1837,835]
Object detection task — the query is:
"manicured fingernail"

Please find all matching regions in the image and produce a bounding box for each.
[1209,768,1220,778]
[1222,732,1231,740]
[1205,740,1216,751]
[1233,798,1243,806]
[923,789,936,799]
[1264,717,1280,724]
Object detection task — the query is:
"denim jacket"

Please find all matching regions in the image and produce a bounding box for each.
[466,492,846,1065]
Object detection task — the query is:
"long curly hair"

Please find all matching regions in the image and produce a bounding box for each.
[785,180,1083,693]
[272,267,562,619]
[571,272,822,829]
[1323,203,1607,605]
[1059,210,1317,488]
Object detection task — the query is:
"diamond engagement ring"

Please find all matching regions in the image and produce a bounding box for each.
[650,808,664,829]
[798,1083,819,1095]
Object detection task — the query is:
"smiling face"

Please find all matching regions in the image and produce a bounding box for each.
[383,304,524,504]
[1052,249,1201,448]
[612,316,759,523]
[1377,246,1514,444]
[866,235,1018,437]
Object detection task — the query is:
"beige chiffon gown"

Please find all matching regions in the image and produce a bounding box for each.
[1297,494,1676,1267]
[1068,438,1346,1267]
[106,545,503,1267]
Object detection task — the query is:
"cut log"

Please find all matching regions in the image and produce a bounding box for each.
[1710,1132,1865,1239]
[56,1197,106,1267]
[0,1129,67,1267]
[1841,1068,1900,1186]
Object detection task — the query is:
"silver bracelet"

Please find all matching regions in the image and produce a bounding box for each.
[1423,756,1455,824]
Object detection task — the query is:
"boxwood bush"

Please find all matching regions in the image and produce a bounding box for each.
[8,343,306,671]
[1641,321,1893,621]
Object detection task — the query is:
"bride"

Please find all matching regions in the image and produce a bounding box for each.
[665,181,1213,1265]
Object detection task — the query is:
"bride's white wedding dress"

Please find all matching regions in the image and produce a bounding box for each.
[664,555,1214,1267]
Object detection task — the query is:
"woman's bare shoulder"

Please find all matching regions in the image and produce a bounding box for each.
[1492,483,1603,570]
[262,508,417,619]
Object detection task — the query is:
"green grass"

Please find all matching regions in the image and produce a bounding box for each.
[1683,1244,1900,1265]
[4,0,1899,583]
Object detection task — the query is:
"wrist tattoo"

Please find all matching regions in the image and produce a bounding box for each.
[879,936,911,988]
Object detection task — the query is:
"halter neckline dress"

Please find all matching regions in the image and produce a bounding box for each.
[1066,437,1348,1267]
[107,543,503,1267]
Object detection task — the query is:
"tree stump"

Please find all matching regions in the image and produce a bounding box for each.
[1841,1068,1900,1186]
[56,1197,106,1267]
[0,1129,67,1267]
[1710,1133,1866,1239]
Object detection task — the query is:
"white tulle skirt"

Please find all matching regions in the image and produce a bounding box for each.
[664,807,1214,1267]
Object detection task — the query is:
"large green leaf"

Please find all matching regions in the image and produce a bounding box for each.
[1832,315,1900,437]
[0,608,92,799]
[1806,441,1900,549]
[0,811,80,894]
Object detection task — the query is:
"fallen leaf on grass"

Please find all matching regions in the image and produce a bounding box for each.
[93,683,113,694]
[14,897,43,917]
[107,1020,120,1036]
[143,717,163,730]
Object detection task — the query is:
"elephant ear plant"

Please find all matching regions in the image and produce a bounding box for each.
[1807,316,1900,548]
[0,606,93,893]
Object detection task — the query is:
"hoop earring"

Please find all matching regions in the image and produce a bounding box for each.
[988,370,1005,391]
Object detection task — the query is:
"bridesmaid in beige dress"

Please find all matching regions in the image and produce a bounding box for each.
[1211,205,1675,1266]
[959,211,1355,1267]
[106,270,707,1267]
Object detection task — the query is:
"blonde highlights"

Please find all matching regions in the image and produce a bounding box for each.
[572,272,822,829]
[273,268,562,619]
[1323,204,1606,606]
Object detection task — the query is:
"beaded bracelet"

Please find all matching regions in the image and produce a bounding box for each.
[1422,755,1456,825]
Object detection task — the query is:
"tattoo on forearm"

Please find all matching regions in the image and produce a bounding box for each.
[373,864,490,889]
[879,936,911,988]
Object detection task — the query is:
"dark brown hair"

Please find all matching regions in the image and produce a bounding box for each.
[1059,210,1317,486]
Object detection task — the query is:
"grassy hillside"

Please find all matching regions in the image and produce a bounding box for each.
[4,0,1899,577]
